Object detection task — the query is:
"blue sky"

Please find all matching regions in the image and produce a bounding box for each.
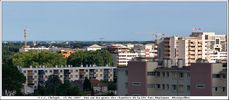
[3,2,227,41]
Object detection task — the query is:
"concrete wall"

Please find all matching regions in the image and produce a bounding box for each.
[117,68,128,96]
[128,61,147,96]
[190,63,212,96]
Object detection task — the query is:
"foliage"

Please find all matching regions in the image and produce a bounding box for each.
[67,50,113,67]
[2,59,26,96]
[83,77,92,91]
[12,51,66,68]
[101,80,117,91]
[33,75,84,96]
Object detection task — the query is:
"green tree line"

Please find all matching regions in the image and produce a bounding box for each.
[67,50,113,67]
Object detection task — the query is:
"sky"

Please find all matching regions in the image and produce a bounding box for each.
[3,2,227,41]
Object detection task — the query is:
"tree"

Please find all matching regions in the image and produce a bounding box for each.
[83,77,92,91]
[67,50,113,67]
[2,59,26,96]
[33,75,83,96]
[12,51,66,68]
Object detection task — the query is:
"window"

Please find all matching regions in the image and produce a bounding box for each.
[212,74,220,78]
[187,85,190,91]
[222,87,225,92]
[216,39,219,44]
[215,87,218,91]
[162,84,165,90]
[196,84,205,88]
[166,72,169,77]
[167,84,170,90]
[187,73,190,77]
[157,84,160,89]
[86,70,88,72]
[162,72,165,77]
[179,72,183,78]
[75,70,78,72]
[156,72,160,77]
[147,72,155,76]
[172,85,177,90]
[45,70,48,73]
[23,71,26,73]
[34,70,37,73]
[205,35,208,40]
[75,75,78,78]
[49,70,52,73]
[132,82,142,86]
[222,75,226,79]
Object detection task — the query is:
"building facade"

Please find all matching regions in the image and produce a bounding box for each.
[190,63,227,96]
[126,58,227,96]
[19,65,116,94]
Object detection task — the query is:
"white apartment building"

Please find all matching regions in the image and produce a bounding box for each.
[115,43,158,66]
[86,44,102,51]
[19,46,50,52]
[117,52,138,66]
[19,65,116,94]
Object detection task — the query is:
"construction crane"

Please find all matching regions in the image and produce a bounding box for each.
[24,29,28,48]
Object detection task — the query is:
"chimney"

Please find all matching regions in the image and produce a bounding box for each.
[178,59,184,68]
[167,59,172,68]
[163,59,167,67]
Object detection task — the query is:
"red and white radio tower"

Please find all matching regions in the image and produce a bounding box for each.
[24,29,28,48]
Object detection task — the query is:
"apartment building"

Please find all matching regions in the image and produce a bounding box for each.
[190,63,227,96]
[125,57,226,96]
[19,65,116,94]
[158,36,180,66]
[116,52,138,66]
[127,58,190,96]
[86,44,103,51]
[177,37,203,66]
[190,32,227,63]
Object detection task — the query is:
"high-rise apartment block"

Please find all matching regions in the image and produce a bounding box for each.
[158,32,227,66]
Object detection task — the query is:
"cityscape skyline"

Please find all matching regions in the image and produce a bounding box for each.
[3,2,227,41]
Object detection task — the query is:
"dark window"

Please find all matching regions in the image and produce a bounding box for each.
[167,84,170,90]
[166,72,169,77]
[179,72,183,78]
[156,72,160,77]
[172,85,177,90]
[49,70,52,73]
[222,75,226,78]
[196,84,205,88]
[216,39,219,44]
[205,35,208,40]
[34,70,37,73]
[162,84,165,90]
[222,87,225,92]
[75,70,78,72]
[147,72,155,76]
[162,72,165,77]
[187,85,190,91]
[213,74,220,78]
[157,84,160,88]
[215,87,218,91]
